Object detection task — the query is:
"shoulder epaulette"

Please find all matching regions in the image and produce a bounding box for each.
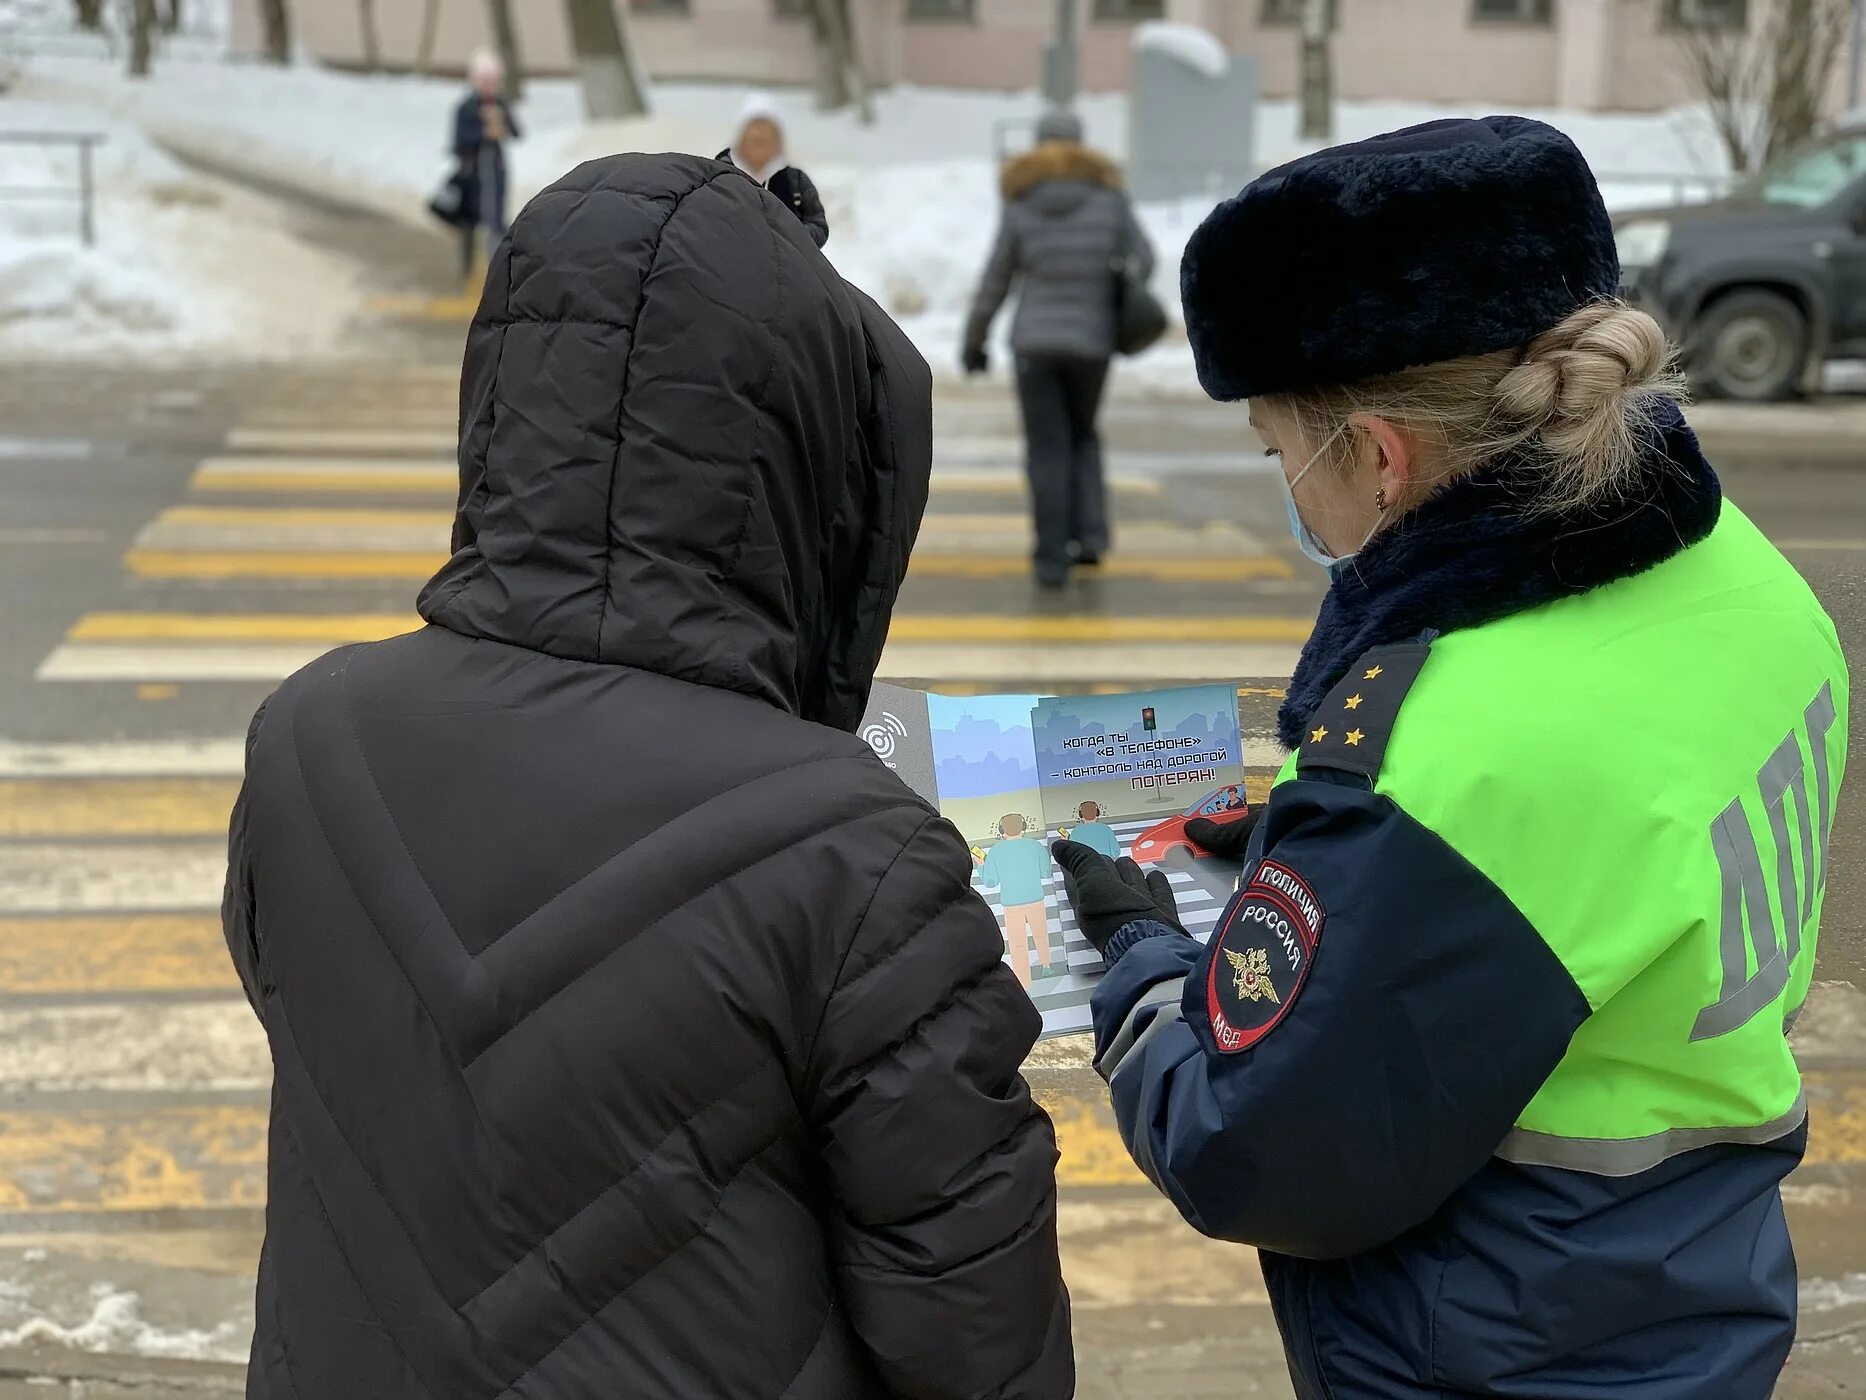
[1296,639,1433,781]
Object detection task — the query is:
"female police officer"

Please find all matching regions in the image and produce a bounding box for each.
[1053,116,1849,1399]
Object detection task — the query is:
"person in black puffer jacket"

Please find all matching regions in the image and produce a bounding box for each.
[964,109,1154,588]
[221,153,1072,1400]
[718,91,829,247]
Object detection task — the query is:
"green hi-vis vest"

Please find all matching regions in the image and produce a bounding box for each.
[1296,504,1848,1175]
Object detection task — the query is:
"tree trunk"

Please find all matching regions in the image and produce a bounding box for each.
[488,0,525,102]
[357,0,379,70]
[129,0,156,75]
[1763,0,1848,164]
[258,0,291,64]
[161,0,181,33]
[1298,0,1332,141]
[74,0,103,29]
[414,0,441,75]
[563,0,650,120]
[810,0,871,122]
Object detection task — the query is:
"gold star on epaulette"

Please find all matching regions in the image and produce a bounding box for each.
[1364,664,1384,680]
[1345,729,1365,746]
[1344,694,1363,710]
[1309,726,1328,744]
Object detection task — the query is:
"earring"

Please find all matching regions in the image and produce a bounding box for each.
[1374,486,1390,512]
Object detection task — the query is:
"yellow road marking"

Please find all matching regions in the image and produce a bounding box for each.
[0,917,237,994]
[1807,1071,1866,1164]
[160,506,448,529]
[188,462,1165,498]
[365,291,480,321]
[0,779,237,837]
[68,612,1313,645]
[125,550,1292,583]
[136,684,179,702]
[0,1105,265,1214]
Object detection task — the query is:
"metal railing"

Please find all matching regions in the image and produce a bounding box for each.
[0,131,106,247]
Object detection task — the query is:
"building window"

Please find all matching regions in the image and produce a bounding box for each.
[1092,0,1166,21]
[1471,0,1553,21]
[1262,0,1339,26]
[1665,0,1748,28]
[907,0,976,18]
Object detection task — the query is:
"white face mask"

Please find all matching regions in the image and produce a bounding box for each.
[1276,426,1382,577]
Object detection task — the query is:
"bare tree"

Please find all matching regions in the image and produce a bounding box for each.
[73,0,103,29]
[357,0,380,70]
[414,0,441,74]
[161,0,181,33]
[563,0,650,119]
[808,0,873,123]
[129,0,156,74]
[1677,0,1851,173]
[1299,0,1333,141]
[258,0,291,64]
[488,0,525,101]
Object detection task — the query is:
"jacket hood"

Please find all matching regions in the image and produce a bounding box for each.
[417,153,933,732]
[1001,141,1122,202]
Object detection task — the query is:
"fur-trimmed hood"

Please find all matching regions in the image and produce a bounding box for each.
[1001,141,1122,201]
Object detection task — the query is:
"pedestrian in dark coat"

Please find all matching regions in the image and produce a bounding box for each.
[964,109,1154,588]
[222,153,1072,1400]
[451,48,521,279]
[719,91,829,247]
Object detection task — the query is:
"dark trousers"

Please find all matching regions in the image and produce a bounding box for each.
[1015,353,1110,580]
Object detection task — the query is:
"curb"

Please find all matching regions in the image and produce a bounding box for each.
[0,1344,242,1391]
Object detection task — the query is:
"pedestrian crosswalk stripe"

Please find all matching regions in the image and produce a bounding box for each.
[0,740,245,777]
[124,549,1293,583]
[0,916,238,994]
[134,509,1267,558]
[38,640,1306,685]
[0,1002,266,1094]
[64,612,1311,646]
[188,459,1166,498]
[0,843,226,913]
[224,427,459,454]
[0,779,238,837]
[0,1104,267,1215]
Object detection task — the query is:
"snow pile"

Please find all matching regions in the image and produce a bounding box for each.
[1133,22,1230,81]
[0,96,364,359]
[0,1280,249,1363]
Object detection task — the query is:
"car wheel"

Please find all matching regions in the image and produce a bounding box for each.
[1691,289,1810,402]
[1162,844,1198,871]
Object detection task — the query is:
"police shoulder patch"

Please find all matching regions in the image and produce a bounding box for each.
[1205,859,1324,1054]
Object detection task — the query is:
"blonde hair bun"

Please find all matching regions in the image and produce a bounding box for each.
[1489,302,1684,507]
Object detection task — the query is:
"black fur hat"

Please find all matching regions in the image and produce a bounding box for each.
[1181,116,1619,402]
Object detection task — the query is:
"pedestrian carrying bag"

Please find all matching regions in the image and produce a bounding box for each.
[1113,220,1168,357]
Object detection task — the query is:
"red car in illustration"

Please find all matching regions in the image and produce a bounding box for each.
[1130,785,1252,865]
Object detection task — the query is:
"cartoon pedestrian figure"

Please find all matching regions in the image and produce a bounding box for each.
[1069,801,1122,860]
[975,814,1060,989]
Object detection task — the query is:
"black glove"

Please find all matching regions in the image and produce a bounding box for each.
[1184,810,1263,861]
[1051,840,1184,955]
[961,344,988,376]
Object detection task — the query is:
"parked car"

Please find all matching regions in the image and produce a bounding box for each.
[1615,116,1866,400]
[1131,784,1251,866]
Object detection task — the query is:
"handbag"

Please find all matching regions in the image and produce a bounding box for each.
[428,167,472,229]
[1112,213,1168,357]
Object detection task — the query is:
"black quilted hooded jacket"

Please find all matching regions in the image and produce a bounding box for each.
[222,153,1073,1400]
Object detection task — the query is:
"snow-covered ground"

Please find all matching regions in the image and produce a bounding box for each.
[8,48,1738,372]
[0,96,366,359]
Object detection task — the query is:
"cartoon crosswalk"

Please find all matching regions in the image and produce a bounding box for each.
[972,812,1263,1036]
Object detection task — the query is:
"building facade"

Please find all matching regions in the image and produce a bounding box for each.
[240,0,1786,114]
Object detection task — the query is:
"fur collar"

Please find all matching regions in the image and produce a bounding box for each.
[1001,142,1121,200]
[1277,402,1722,749]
